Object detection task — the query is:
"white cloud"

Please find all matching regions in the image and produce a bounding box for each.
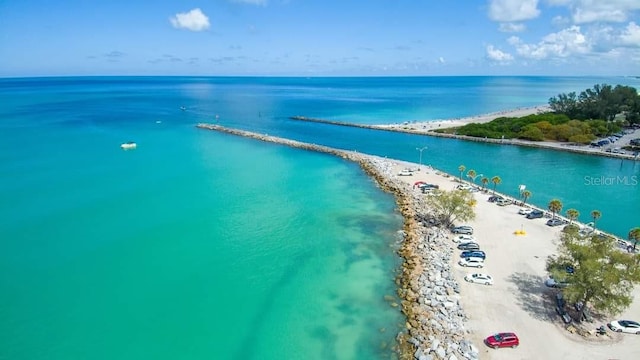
[499,23,526,32]
[508,26,590,59]
[231,0,268,5]
[620,22,640,46]
[486,45,514,62]
[488,0,540,22]
[438,57,446,64]
[170,8,210,32]
[548,0,640,24]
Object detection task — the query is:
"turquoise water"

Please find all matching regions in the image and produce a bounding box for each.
[1,76,639,359]
[0,106,403,359]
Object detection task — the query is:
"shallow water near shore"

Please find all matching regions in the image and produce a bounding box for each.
[0,122,404,359]
[1,76,639,359]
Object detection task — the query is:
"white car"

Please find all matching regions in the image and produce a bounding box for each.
[518,208,533,215]
[458,257,484,268]
[607,320,640,334]
[397,169,413,176]
[452,234,476,244]
[464,273,493,285]
[456,184,472,191]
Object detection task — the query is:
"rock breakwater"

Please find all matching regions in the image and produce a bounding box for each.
[197,123,479,360]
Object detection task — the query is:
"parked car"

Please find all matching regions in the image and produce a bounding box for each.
[397,169,413,176]
[451,226,474,235]
[607,320,640,334]
[518,207,533,215]
[452,234,476,243]
[496,198,513,206]
[488,195,503,203]
[460,250,486,260]
[457,242,480,251]
[555,293,572,324]
[484,332,519,349]
[546,218,566,227]
[464,273,493,285]
[526,210,544,219]
[544,277,568,288]
[458,257,484,268]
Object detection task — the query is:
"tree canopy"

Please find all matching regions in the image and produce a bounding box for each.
[546,230,640,321]
[549,84,640,124]
[433,83,638,141]
[425,189,476,227]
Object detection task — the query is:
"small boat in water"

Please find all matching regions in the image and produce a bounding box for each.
[121,142,137,150]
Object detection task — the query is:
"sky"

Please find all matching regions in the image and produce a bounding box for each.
[0,0,639,77]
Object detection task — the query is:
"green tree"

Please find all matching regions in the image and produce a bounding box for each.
[522,190,532,206]
[566,208,580,225]
[466,169,477,184]
[546,232,640,322]
[491,176,501,194]
[425,189,476,228]
[458,165,466,183]
[629,227,640,251]
[591,210,602,230]
[481,177,489,192]
[548,199,563,219]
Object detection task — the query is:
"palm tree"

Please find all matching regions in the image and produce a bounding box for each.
[590,210,602,230]
[458,165,466,183]
[467,169,477,184]
[566,208,580,224]
[491,176,501,194]
[628,227,640,251]
[548,199,563,219]
[522,190,532,206]
[481,177,489,192]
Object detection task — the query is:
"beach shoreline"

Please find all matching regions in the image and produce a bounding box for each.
[291,106,640,161]
[197,123,640,360]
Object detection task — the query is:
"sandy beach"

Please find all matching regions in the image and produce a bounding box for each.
[198,124,640,360]
[373,106,640,160]
[377,106,551,132]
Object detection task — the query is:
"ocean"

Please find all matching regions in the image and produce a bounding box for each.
[1,76,639,359]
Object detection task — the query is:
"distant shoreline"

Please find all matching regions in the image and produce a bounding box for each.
[290,106,640,161]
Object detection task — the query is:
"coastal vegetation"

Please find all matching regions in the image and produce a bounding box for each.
[521,189,532,206]
[490,176,501,194]
[629,227,640,251]
[566,209,580,225]
[546,230,640,322]
[425,189,476,227]
[590,210,602,230]
[434,84,640,143]
[548,199,563,219]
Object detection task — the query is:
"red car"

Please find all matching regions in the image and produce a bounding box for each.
[484,332,519,349]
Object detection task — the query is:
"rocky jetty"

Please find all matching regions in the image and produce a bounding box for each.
[196,123,479,360]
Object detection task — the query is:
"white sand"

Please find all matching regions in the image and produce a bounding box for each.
[387,161,640,360]
[378,105,551,132]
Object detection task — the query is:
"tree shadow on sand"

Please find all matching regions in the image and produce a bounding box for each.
[508,272,557,321]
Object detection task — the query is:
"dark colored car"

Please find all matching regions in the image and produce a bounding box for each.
[526,210,544,219]
[460,250,486,260]
[452,226,474,235]
[457,242,480,251]
[488,195,503,203]
[555,293,572,324]
[484,332,519,349]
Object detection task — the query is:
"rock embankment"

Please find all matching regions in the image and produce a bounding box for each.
[197,123,479,360]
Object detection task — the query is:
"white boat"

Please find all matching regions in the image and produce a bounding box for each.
[121,142,137,150]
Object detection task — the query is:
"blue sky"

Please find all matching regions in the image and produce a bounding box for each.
[0,0,638,77]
